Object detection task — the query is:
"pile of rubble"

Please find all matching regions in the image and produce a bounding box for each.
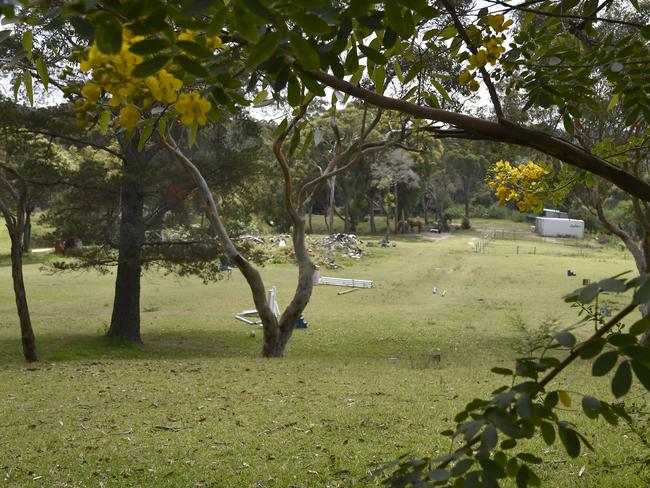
[316,233,365,259]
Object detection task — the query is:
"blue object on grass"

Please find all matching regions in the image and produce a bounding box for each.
[295,315,308,329]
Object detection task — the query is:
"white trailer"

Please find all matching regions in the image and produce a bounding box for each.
[535,217,584,238]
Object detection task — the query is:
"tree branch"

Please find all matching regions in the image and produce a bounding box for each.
[307,70,650,201]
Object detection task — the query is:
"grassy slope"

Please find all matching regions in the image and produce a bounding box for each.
[0,221,647,487]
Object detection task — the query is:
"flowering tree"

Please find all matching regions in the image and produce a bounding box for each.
[3,0,649,482]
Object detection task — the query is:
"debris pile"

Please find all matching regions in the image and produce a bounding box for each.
[317,233,365,259]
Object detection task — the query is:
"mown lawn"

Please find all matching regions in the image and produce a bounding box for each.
[0,221,647,487]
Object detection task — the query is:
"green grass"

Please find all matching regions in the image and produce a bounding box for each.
[0,223,648,487]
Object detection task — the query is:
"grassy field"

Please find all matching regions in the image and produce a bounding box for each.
[0,220,647,487]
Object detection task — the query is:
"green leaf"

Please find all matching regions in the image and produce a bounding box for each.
[429,79,451,104]
[287,77,301,107]
[611,361,632,398]
[272,117,288,137]
[479,425,498,454]
[247,30,283,67]
[297,129,314,159]
[592,351,618,376]
[358,44,387,65]
[607,93,620,111]
[562,113,574,136]
[138,124,154,151]
[621,345,649,362]
[517,453,542,464]
[384,0,405,37]
[95,15,123,55]
[130,38,169,55]
[491,367,513,376]
[629,317,650,336]
[516,393,533,419]
[633,280,650,305]
[393,60,403,83]
[175,55,209,77]
[540,422,555,445]
[252,89,268,106]
[22,29,33,61]
[581,396,601,418]
[177,40,213,59]
[558,426,580,458]
[24,70,33,106]
[516,464,529,488]
[555,331,576,348]
[181,0,216,17]
[579,339,604,359]
[0,30,12,44]
[12,74,21,102]
[35,58,48,90]
[288,31,320,70]
[291,13,330,35]
[287,127,301,157]
[607,334,635,347]
[298,72,325,97]
[132,56,171,78]
[371,65,385,93]
[188,121,198,148]
[344,46,359,72]
[241,0,276,22]
[598,278,627,293]
[98,109,111,135]
[579,283,600,303]
[630,359,650,391]
[427,469,450,482]
[451,458,473,477]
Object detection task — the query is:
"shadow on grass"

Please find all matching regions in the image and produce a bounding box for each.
[0,328,261,367]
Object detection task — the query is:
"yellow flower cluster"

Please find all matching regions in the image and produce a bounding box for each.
[178,29,222,49]
[486,160,550,212]
[486,14,513,33]
[76,27,213,130]
[79,29,145,108]
[176,92,211,126]
[145,69,183,104]
[458,14,511,92]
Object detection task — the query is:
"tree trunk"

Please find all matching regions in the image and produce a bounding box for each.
[308,205,313,234]
[10,233,37,362]
[22,208,32,252]
[370,204,376,233]
[265,219,315,357]
[422,194,429,225]
[393,184,399,234]
[327,176,336,235]
[107,155,145,343]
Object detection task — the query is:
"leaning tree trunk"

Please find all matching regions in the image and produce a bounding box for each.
[107,155,145,343]
[10,232,37,361]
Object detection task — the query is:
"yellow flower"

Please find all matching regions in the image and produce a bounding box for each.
[210,36,223,49]
[108,95,122,107]
[469,79,480,92]
[458,70,472,85]
[178,30,197,42]
[145,69,183,104]
[486,14,513,33]
[82,82,102,102]
[119,104,140,130]
[175,92,211,126]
